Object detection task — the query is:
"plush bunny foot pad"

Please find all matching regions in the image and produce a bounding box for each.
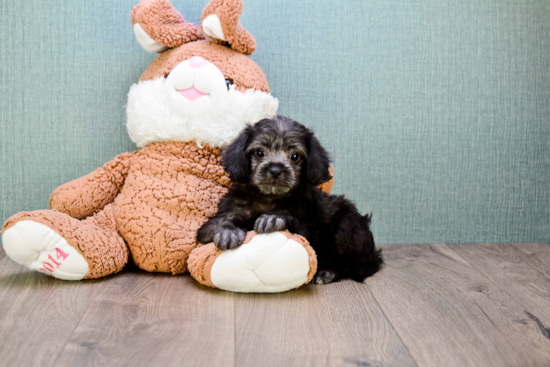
[2,221,89,280]
[189,231,317,293]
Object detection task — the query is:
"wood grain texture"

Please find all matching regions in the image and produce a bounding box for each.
[3,243,550,367]
[0,257,101,367]
[0,246,5,261]
[509,242,550,279]
[235,280,417,367]
[53,269,235,367]
[450,243,550,343]
[367,244,550,367]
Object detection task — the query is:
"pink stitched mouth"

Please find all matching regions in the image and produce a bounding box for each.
[178,87,208,101]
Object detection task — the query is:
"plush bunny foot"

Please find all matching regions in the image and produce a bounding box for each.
[2,206,129,280]
[189,230,317,293]
[2,221,89,280]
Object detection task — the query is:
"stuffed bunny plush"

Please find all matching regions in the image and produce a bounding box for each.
[2,0,333,293]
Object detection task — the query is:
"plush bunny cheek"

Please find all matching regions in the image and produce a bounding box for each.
[164,58,228,105]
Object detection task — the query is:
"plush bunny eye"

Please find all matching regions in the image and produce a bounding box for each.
[225,79,233,90]
[255,149,265,158]
[290,152,300,161]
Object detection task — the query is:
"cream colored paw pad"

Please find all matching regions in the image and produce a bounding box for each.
[210,232,310,293]
[2,221,89,280]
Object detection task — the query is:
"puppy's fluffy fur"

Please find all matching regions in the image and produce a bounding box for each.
[197,116,383,284]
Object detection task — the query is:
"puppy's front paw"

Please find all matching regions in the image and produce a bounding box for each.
[213,227,246,250]
[254,214,286,234]
[312,270,337,285]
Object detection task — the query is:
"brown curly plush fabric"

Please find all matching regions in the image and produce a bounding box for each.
[49,153,134,220]
[201,0,256,55]
[131,0,206,49]
[113,142,230,274]
[3,141,230,277]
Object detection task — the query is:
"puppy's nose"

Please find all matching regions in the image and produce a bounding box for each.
[269,165,283,179]
[190,56,207,68]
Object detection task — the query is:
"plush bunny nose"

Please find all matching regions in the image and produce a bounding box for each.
[190,56,207,68]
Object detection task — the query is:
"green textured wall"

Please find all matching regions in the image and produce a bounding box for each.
[1,0,548,245]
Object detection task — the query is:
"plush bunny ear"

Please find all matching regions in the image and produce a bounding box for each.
[131,0,206,53]
[201,0,256,55]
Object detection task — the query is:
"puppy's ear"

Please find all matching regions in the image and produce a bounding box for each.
[306,132,331,186]
[223,126,253,183]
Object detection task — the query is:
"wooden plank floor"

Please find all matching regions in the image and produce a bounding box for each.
[235,281,416,367]
[0,243,549,367]
[368,243,550,367]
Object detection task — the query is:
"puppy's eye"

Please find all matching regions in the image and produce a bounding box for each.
[255,149,265,158]
[290,152,300,161]
[225,79,233,90]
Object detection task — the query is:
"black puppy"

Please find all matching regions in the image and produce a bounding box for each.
[197,116,383,284]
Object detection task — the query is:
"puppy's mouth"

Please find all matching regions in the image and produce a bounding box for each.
[257,182,292,196]
[256,177,294,196]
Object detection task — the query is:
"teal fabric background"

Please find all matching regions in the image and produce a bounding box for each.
[1,0,548,245]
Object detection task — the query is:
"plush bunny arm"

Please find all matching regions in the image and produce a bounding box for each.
[49,152,135,220]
